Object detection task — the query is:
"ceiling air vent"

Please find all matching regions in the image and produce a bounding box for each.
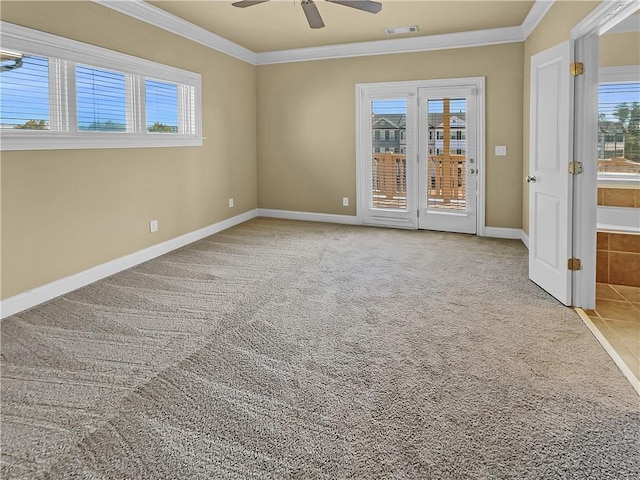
[385,26,419,35]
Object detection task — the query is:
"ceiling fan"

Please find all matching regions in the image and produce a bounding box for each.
[231,1,383,29]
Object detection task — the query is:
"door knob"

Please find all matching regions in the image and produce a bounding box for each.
[469,168,476,174]
[526,175,536,183]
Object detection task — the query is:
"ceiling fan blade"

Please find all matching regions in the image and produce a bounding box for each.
[327,0,382,14]
[301,0,325,29]
[231,1,270,8]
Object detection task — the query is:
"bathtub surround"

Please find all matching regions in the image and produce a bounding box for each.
[597,206,640,234]
[596,231,640,287]
[598,187,640,208]
[596,185,640,287]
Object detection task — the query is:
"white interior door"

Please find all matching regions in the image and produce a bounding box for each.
[529,41,573,305]
[418,86,479,233]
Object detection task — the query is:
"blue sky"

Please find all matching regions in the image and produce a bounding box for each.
[0,56,179,129]
[598,83,640,121]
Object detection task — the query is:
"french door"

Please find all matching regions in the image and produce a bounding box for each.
[418,86,479,233]
[361,91,417,229]
[357,79,483,233]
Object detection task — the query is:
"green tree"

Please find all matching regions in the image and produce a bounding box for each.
[15,119,47,130]
[613,102,630,127]
[613,102,640,161]
[148,122,174,133]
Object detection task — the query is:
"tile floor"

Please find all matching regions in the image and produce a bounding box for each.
[585,283,640,382]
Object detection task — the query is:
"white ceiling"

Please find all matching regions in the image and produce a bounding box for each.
[146,0,536,52]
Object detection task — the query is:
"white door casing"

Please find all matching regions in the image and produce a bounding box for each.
[528,41,573,305]
[569,0,638,310]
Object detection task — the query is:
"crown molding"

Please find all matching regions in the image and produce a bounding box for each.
[93,0,554,66]
[256,26,524,65]
[521,0,555,39]
[92,0,257,64]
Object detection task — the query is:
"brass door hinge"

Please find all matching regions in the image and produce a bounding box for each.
[569,161,583,174]
[570,62,584,76]
[568,258,582,271]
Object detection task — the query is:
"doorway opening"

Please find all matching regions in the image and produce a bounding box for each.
[571,0,639,393]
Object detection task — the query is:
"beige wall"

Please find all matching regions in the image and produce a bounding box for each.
[0,1,257,298]
[521,1,602,234]
[600,31,640,67]
[257,43,524,229]
[4,0,624,300]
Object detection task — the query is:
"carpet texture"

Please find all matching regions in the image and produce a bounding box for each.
[1,218,638,479]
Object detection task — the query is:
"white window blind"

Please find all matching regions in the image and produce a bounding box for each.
[0,22,202,150]
[598,81,640,175]
[145,79,178,134]
[0,54,50,130]
[76,64,127,132]
[370,99,408,210]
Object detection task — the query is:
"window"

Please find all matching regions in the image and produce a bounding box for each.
[0,22,201,150]
[76,65,127,132]
[146,79,178,133]
[0,55,50,130]
[598,66,640,185]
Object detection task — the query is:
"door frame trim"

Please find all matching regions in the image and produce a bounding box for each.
[570,0,637,309]
[355,77,486,234]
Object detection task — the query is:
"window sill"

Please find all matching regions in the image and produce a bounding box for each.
[0,132,203,151]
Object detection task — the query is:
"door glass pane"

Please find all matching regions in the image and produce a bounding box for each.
[426,97,467,211]
[371,99,407,209]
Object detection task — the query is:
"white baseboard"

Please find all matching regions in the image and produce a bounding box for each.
[257,208,361,225]
[1,210,529,318]
[0,209,259,319]
[484,227,522,240]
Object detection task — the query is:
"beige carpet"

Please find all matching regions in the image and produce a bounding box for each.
[1,218,638,479]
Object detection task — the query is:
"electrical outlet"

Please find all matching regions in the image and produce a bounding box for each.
[342,197,349,207]
[228,198,234,208]
[149,220,158,233]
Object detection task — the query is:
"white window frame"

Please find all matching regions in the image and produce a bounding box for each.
[597,65,640,186]
[1,22,202,150]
